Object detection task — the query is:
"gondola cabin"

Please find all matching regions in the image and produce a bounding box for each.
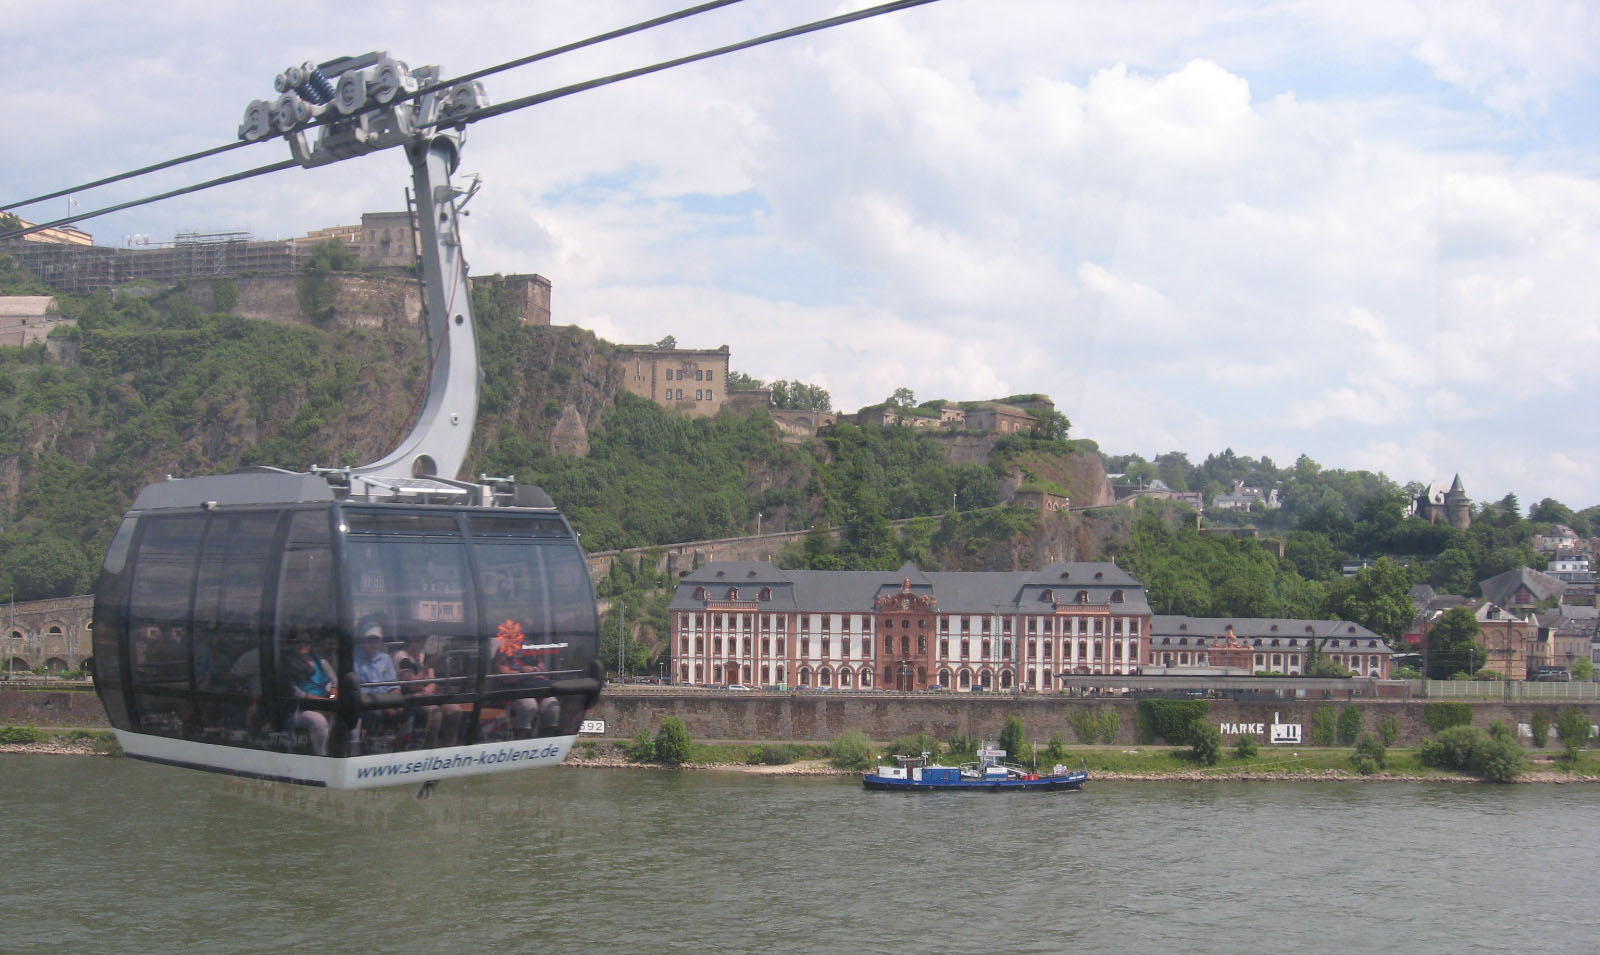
[91,470,601,789]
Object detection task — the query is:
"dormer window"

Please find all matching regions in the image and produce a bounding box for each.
[1076,590,1089,604]
[1041,589,1053,602]
[1269,625,1278,632]
[759,587,772,600]
[716,571,726,579]
[1112,590,1124,602]
[728,588,738,600]
[694,586,706,600]
[1094,572,1103,580]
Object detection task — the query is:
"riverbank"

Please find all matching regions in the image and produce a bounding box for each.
[6,735,1596,783]
[559,752,1600,783]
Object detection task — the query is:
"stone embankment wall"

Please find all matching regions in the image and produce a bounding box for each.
[7,686,1596,748]
[0,688,105,727]
[588,690,1600,747]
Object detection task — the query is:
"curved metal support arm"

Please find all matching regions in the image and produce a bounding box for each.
[349,132,480,487]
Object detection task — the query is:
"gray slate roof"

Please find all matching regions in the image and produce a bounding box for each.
[1480,566,1567,606]
[1149,615,1391,653]
[670,561,1151,614]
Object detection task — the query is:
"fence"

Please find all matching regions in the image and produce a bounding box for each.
[1422,680,1600,701]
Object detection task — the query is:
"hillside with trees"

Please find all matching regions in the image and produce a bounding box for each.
[1,250,1592,644]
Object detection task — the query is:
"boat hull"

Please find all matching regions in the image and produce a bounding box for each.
[862,771,1088,792]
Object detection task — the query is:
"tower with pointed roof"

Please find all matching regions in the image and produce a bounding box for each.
[1445,474,1471,530]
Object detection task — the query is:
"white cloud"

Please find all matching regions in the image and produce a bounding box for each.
[9,0,1600,507]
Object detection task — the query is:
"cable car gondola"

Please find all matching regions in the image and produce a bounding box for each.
[90,54,601,789]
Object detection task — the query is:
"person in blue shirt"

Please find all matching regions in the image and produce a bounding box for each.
[354,619,403,706]
[279,627,336,755]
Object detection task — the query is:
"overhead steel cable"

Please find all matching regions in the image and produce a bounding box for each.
[0,0,942,243]
[1,0,749,218]
[0,159,301,242]
[0,140,255,215]
[451,0,941,128]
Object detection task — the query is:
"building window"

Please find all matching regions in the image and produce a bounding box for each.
[706,370,714,381]
[696,369,704,381]
[706,390,713,400]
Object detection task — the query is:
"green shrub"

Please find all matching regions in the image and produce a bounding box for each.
[827,730,875,771]
[1352,732,1387,774]
[1529,710,1550,748]
[1068,708,1099,744]
[1098,709,1121,745]
[1336,706,1362,746]
[1419,724,1526,782]
[999,715,1027,760]
[1190,722,1222,766]
[1136,700,1209,744]
[1423,702,1473,733]
[1041,732,1068,765]
[1233,735,1259,759]
[747,744,801,766]
[625,729,656,763]
[654,717,693,766]
[0,725,44,744]
[1477,737,1527,783]
[1310,706,1338,746]
[1420,725,1485,771]
[944,734,979,763]
[885,733,943,760]
[1378,715,1400,747]
[1554,707,1592,761]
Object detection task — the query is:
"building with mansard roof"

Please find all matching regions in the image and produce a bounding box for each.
[667,560,1152,691]
[1146,616,1393,678]
[1480,566,1567,611]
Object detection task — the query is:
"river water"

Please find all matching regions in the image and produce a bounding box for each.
[5,755,1596,953]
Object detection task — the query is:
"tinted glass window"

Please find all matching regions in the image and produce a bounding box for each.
[127,514,205,737]
[193,512,279,694]
[343,530,479,752]
[128,515,206,690]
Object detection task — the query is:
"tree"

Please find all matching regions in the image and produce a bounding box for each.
[656,334,677,349]
[827,730,875,770]
[999,714,1027,761]
[725,370,761,390]
[1323,557,1415,645]
[888,386,916,408]
[1028,409,1071,441]
[1337,705,1363,745]
[1190,722,1222,765]
[1310,705,1338,746]
[654,716,693,765]
[1528,497,1575,527]
[301,237,361,273]
[1553,707,1591,761]
[1426,606,1483,679]
[1571,657,1595,682]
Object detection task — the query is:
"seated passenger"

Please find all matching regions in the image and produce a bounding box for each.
[491,624,559,739]
[279,628,336,755]
[394,634,463,748]
[354,619,403,707]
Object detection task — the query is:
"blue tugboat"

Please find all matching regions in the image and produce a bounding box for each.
[862,747,1088,793]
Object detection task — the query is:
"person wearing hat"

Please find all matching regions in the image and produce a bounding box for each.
[354,618,403,707]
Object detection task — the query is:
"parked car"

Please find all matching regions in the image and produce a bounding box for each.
[725,683,751,691]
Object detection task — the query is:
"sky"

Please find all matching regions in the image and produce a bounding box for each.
[7,0,1600,510]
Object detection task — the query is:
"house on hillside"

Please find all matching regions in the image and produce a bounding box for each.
[1480,566,1567,612]
[615,343,732,418]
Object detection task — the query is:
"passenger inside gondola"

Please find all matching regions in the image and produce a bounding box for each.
[280,627,337,755]
[490,621,559,739]
[394,634,465,748]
